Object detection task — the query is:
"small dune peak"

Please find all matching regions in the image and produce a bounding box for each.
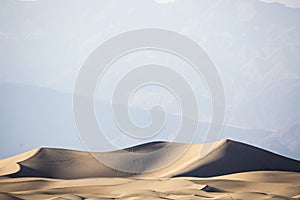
[219,138,236,144]
[215,139,244,149]
[124,141,170,153]
[11,148,42,162]
[209,138,236,151]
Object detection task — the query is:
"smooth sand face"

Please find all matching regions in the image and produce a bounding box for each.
[0,139,300,199]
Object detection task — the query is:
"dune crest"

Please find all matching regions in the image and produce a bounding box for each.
[0,148,41,177]
[0,139,300,179]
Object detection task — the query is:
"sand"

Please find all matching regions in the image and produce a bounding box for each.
[0,171,300,199]
[0,139,299,199]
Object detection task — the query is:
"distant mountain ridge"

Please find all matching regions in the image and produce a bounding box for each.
[1,82,299,161]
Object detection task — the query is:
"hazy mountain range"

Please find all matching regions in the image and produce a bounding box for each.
[1,82,299,160]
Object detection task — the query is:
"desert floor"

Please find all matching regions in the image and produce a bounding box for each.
[1,171,300,200]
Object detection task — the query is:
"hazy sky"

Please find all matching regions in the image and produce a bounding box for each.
[260,0,300,8]
[1,0,300,158]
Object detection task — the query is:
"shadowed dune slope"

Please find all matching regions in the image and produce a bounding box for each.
[176,139,300,177]
[1,148,131,179]
[0,139,299,179]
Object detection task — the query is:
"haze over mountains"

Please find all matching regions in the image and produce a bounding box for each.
[1,82,299,161]
[1,0,299,130]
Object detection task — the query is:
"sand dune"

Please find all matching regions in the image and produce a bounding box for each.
[175,139,300,177]
[1,139,300,199]
[1,139,299,179]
